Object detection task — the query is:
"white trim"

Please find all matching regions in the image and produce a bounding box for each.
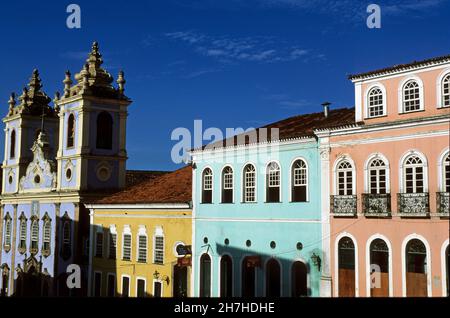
[364,153,391,194]
[263,258,283,297]
[85,203,191,210]
[355,82,363,122]
[121,274,131,297]
[153,226,165,264]
[289,258,310,297]
[398,75,424,114]
[106,272,116,297]
[173,241,186,258]
[441,239,449,296]
[364,83,387,119]
[136,227,148,263]
[332,155,356,195]
[398,150,428,193]
[152,279,163,297]
[401,234,432,297]
[122,225,132,261]
[289,157,309,202]
[334,232,359,297]
[217,253,234,297]
[201,166,214,204]
[264,160,282,203]
[437,147,450,192]
[219,164,234,204]
[242,162,257,203]
[135,276,147,297]
[198,251,214,297]
[365,234,394,297]
[436,68,450,108]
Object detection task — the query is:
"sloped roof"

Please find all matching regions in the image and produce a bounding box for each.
[95,165,192,204]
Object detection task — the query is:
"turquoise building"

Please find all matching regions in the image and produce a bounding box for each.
[191,108,354,297]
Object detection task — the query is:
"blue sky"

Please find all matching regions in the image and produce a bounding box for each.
[0,0,449,170]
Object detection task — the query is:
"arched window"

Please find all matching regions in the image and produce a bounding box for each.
[61,220,72,259]
[369,239,389,297]
[291,261,308,297]
[96,111,113,149]
[443,153,450,193]
[122,232,132,261]
[30,220,39,253]
[403,80,421,112]
[9,130,16,159]
[405,239,428,297]
[202,168,213,204]
[137,233,147,263]
[243,164,256,203]
[221,167,233,203]
[368,87,384,117]
[67,114,75,148]
[153,227,164,265]
[266,162,280,203]
[42,219,51,254]
[220,255,233,297]
[337,160,354,195]
[368,158,387,194]
[292,159,307,202]
[3,215,12,249]
[266,258,281,297]
[403,155,425,193]
[19,218,27,252]
[199,254,211,297]
[442,74,450,108]
[241,257,256,297]
[338,237,356,297]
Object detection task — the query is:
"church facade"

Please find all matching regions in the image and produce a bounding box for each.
[0,42,131,296]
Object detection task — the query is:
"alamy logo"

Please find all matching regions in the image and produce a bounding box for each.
[66,4,81,29]
[66,264,81,289]
[370,264,381,289]
[367,4,381,29]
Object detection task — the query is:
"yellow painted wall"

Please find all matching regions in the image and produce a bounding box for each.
[91,208,192,297]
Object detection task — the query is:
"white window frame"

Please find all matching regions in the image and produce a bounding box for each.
[289,157,309,202]
[121,274,131,297]
[334,232,359,297]
[137,226,148,263]
[364,153,390,194]
[333,156,356,196]
[441,239,449,296]
[106,273,116,297]
[42,219,51,251]
[153,226,164,264]
[136,277,147,297]
[4,215,12,248]
[122,225,132,261]
[437,69,450,108]
[265,161,281,202]
[19,219,27,249]
[220,165,234,203]
[399,150,428,193]
[364,83,387,118]
[30,219,39,250]
[242,163,257,203]
[437,148,450,192]
[95,225,104,258]
[398,76,424,114]
[201,167,213,203]
[108,225,117,259]
[365,234,394,297]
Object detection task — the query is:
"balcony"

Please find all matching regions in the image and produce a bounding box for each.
[397,193,429,217]
[331,195,357,217]
[436,192,449,217]
[362,193,391,217]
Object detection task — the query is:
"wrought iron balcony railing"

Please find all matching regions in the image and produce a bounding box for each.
[397,193,429,217]
[362,193,391,217]
[436,192,449,217]
[331,195,357,216]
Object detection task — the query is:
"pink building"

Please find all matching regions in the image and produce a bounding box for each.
[317,55,450,297]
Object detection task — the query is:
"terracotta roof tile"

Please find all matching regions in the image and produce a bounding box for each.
[95,166,192,204]
[125,170,169,188]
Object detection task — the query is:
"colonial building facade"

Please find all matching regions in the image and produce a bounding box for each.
[316,55,450,297]
[0,42,131,296]
[86,166,192,298]
[190,108,354,297]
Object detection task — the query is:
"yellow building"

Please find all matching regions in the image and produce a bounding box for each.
[86,166,192,297]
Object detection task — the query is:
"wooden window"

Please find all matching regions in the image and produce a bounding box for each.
[67,114,75,148]
[370,239,389,297]
[403,80,421,112]
[368,87,384,117]
[153,235,164,264]
[122,233,131,261]
[337,161,353,195]
[405,239,427,297]
[202,168,213,203]
[443,74,450,107]
[96,111,113,149]
[404,156,424,193]
[292,159,307,202]
[10,130,15,159]
[266,162,280,203]
[109,232,117,259]
[369,159,387,194]
[243,164,256,203]
[221,167,233,203]
[95,232,104,258]
[138,234,147,263]
[338,237,355,297]
[443,153,450,193]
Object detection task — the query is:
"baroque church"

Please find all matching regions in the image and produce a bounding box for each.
[0,42,131,296]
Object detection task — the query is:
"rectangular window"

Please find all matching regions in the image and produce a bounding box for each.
[153,281,162,298]
[107,274,115,297]
[109,233,117,259]
[138,235,147,263]
[4,220,11,247]
[154,236,164,264]
[122,234,131,261]
[43,222,51,252]
[95,232,103,258]
[137,279,146,297]
[244,172,256,202]
[121,276,130,297]
[94,272,102,297]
